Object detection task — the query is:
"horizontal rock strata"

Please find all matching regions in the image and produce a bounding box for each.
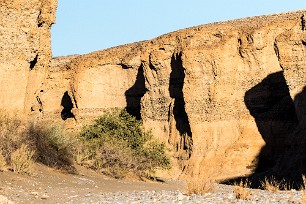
[1,0,305,181]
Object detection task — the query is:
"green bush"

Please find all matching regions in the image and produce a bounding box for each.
[77,108,171,178]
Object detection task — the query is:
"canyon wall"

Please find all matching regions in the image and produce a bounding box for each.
[1,1,305,181]
[0,0,57,114]
[46,12,306,179]
[42,11,306,180]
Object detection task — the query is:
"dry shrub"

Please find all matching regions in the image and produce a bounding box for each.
[260,177,282,192]
[0,150,7,170]
[0,111,76,174]
[302,175,306,189]
[0,112,34,174]
[233,180,252,200]
[300,175,306,204]
[10,144,34,174]
[0,112,25,162]
[76,139,135,178]
[185,178,214,195]
[28,124,76,173]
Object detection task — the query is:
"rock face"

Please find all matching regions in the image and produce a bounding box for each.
[1,1,306,181]
[42,10,306,180]
[0,0,57,114]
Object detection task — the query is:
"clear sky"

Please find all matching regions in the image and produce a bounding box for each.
[51,0,306,57]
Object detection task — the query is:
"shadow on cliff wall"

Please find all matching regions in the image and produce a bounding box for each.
[125,65,147,120]
[169,53,192,158]
[61,91,75,121]
[222,71,306,189]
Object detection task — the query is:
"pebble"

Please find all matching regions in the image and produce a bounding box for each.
[41,194,49,199]
[30,191,39,196]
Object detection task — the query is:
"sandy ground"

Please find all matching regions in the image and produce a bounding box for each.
[1,165,304,203]
[0,164,184,203]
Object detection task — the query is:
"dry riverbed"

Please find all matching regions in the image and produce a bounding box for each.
[0,165,304,203]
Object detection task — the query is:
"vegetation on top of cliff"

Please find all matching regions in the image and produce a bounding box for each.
[76,108,171,178]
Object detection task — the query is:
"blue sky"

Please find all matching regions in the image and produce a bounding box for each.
[51,1,306,57]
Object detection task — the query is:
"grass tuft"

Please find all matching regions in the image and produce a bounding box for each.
[260,177,282,192]
[233,180,252,200]
[185,178,214,195]
[300,175,306,204]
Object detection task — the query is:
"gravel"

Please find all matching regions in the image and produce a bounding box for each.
[64,184,303,204]
[1,184,304,203]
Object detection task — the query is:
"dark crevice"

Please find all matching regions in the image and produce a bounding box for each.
[302,40,306,46]
[36,96,43,112]
[274,41,280,62]
[37,10,44,28]
[169,52,193,157]
[301,14,305,31]
[238,38,244,58]
[61,91,75,121]
[119,63,130,69]
[69,86,79,109]
[149,60,157,71]
[247,34,254,44]
[30,54,38,70]
[238,38,242,45]
[125,64,147,120]
[72,93,78,109]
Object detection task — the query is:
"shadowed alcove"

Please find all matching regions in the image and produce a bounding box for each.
[125,65,147,120]
[61,91,75,120]
[222,71,306,189]
[169,52,193,158]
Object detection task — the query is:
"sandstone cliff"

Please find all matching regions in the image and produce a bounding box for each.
[40,10,306,180]
[0,0,57,114]
[1,1,305,181]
